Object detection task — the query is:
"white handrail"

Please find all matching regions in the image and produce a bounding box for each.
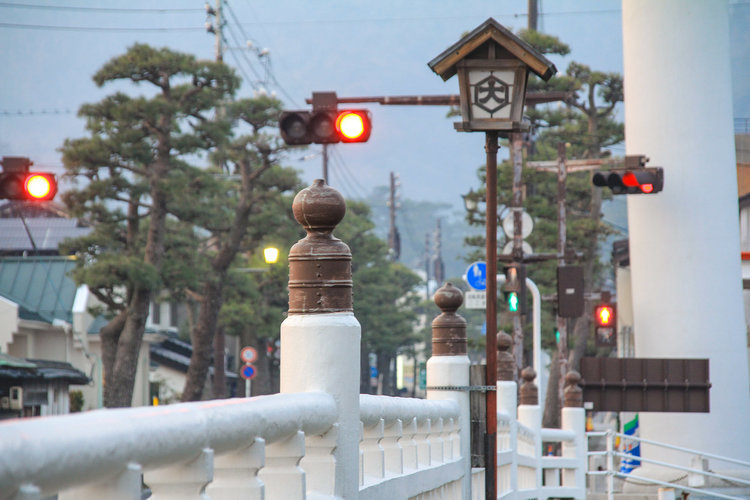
[359,394,459,426]
[613,431,750,468]
[0,392,336,498]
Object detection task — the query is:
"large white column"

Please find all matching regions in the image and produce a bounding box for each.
[622,0,750,463]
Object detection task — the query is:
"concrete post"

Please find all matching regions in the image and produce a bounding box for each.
[623,0,750,463]
[517,367,542,497]
[280,179,361,499]
[562,371,586,499]
[426,282,471,500]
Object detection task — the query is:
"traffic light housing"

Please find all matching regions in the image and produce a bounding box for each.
[594,303,617,347]
[557,266,584,318]
[279,109,372,145]
[0,157,57,201]
[502,263,526,315]
[593,167,664,195]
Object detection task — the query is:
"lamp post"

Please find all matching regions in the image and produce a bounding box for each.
[429,18,556,499]
[218,246,280,398]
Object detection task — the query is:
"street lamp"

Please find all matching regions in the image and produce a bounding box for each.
[264,246,279,265]
[429,18,556,500]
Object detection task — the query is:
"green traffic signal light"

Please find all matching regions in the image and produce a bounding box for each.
[507,291,519,312]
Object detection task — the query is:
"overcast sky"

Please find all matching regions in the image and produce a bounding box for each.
[1,1,747,206]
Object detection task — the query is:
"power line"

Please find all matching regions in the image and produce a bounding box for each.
[0,2,202,13]
[0,21,203,32]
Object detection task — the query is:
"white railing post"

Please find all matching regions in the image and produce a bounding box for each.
[400,417,419,471]
[382,419,404,475]
[259,430,306,500]
[144,448,214,499]
[206,437,265,500]
[562,371,586,499]
[301,425,338,496]
[59,463,142,500]
[497,331,518,498]
[281,180,361,499]
[518,367,541,498]
[362,419,386,481]
[426,282,472,499]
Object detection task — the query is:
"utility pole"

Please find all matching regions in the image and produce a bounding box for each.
[205,1,223,62]
[528,0,538,31]
[528,151,619,407]
[387,172,400,261]
[433,219,444,285]
[424,233,432,300]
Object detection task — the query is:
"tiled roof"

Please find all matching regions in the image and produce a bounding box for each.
[0,256,78,323]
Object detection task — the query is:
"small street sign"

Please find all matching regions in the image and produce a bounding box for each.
[465,261,487,291]
[465,291,486,309]
[241,364,256,380]
[240,346,258,364]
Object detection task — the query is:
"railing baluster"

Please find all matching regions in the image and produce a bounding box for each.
[259,430,306,500]
[145,448,213,499]
[206,437,265,500]
[301,424,338,496]
[382,418,404,475]
[12,484,42,500]
[361,418,385,481]
[429,417,444,464]
[400,417,418,471]
[59,462,142,500]
[415,418,431,468]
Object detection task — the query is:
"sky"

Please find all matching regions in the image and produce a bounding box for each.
[0,1,748,209]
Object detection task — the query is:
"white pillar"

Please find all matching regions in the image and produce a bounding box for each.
[622,0,750,463]
[280,313,360,499]
[426,355,471,499]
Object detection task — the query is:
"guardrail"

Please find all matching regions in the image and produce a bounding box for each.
[587,430,750,500]
[358,394,463,499]
[0,391,466,500]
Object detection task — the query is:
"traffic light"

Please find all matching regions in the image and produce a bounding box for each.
[502,263,526,315]
[594,303,617,347]
[557,266,584,318]
[279,109,372,145]
[0,157,57,201]
[592,167,664,195]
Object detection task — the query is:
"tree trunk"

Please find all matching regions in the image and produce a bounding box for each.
[212,325,226,398]
[105,288,151,407]
[183,278,225,401]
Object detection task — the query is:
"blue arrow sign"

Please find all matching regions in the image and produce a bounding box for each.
[465,261,487,291]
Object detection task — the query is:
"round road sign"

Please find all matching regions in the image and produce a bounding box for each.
[241,364,256,380]
[465,261,487,291]
[240,346,258,364]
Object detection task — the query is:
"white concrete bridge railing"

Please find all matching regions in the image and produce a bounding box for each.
[0,392,338,500]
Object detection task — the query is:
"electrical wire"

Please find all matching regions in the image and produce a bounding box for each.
[333,148,367,199]
[0,2,202,12]
[0,21,203,32]
[224,0,299,106]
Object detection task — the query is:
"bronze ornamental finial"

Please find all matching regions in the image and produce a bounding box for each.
[431,282,467,355]
[519,367,538,405]
[288,179,352,314]
[496,331,515,381]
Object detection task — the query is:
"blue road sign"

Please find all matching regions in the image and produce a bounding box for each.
[241,364,256,380]
[465,261,487,291]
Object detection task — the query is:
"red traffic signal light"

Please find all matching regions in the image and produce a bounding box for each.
[279,109,372,145]
[594,304,615,328]
[593,167,663,195]
[0,172,57,201]
[336,110,371,142]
